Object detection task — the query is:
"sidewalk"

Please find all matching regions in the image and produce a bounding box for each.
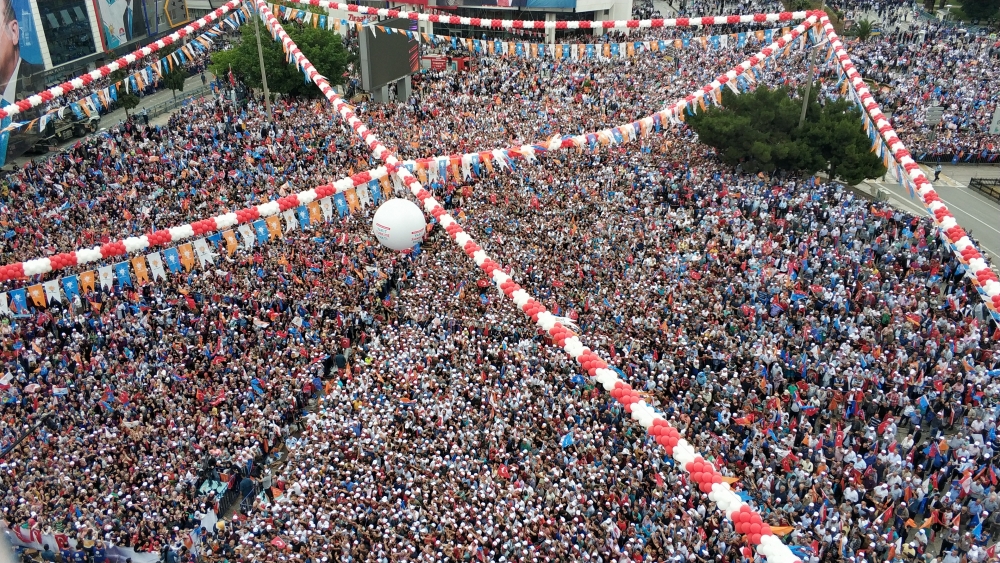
[10,72,215,168]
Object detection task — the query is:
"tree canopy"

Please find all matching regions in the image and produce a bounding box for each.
[686,85,886,186]
[164,68,187,98]
[958,0,1000,20]
[210,22,352,97]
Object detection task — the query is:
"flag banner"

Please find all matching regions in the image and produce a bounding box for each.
[147,252,167,281]
[98,265,115,290]
[43,280,62,304]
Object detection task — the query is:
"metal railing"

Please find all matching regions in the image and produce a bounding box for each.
[968,178,1000,203]
[139,84,216,120]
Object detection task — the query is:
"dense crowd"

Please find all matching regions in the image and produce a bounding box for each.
[0,1,998,563]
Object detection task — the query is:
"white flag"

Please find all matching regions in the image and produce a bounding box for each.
[98,265,114,290]
[283,209,298,233]
[194,238,215,266]
[147,252,167,281]
[238,224,256,249]
[0,293,8,317]
[320,197,333,220]
[43,280,62,304]
[356,184,371,208]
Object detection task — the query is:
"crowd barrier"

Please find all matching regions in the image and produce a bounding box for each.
[915,153,1000,165]
[969,178,1000,203]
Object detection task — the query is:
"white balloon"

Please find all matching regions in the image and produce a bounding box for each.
[372,198,427,251]
[984,280,1000,296]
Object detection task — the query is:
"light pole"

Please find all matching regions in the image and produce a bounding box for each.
[252,6,273,122]
[798,0,825,130]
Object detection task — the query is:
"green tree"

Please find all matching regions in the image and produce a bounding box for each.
[854,19,873,41]
[800,97,888,185]
[118,93,140,117]
[686,85,886,185]
[210,21,351,97]
[164,68,187,99]
[959,0,1000,20]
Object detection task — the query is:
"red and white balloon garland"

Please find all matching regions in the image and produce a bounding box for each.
[0,1,244,123]
[286,0,807,30]
[819,14,1000,315]
[257,1,808,561]
[0,13,819,295]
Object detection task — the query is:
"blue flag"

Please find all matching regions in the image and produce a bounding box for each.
[369,180,382,204]
[114,262,132,287]
[253,219,270,243]
[561,433,574,448]
[61,276,80,302]
[9,288,26,313]
[333,193,349,217]
[296,205,310,228]
[163,247,182,273]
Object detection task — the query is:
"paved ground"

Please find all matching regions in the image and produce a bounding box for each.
[652,0,678,17]
[862,164,1000,267]
[9,72,215,168]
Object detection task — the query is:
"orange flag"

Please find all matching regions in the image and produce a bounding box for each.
[265,215,283,238]
[131,255,150,285]
[769,526,795,536]
[178,243,196,272]
[378,173,392,195]
[345,189,360,213]
[222,230,238,256]
[28,284,46,307]
[308,201,323,225]
[79,271,96,293]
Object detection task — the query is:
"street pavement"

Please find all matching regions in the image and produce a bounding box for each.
[863,164,1000,269]
[9,72,215,168]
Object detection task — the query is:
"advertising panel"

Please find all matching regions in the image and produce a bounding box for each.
[96,0,149,48]
[359,17,420,91]
[0,0,45,166]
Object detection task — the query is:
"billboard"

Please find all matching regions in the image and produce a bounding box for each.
[431,0,526,5]
[0,0,46,166]
[359,18,419,91]
[96,0,149,48]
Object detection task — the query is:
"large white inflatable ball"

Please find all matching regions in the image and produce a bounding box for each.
[371,198,427,251]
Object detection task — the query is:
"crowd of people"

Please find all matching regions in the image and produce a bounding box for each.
[0,1,998,563]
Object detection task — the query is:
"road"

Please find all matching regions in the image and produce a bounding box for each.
[8,72,215,168]
[862,164,1000,267]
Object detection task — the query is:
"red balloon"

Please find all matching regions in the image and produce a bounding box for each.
[760,525,772,536]
[750,523,761,534]
[712,475,722,484]
[750,534,762,545]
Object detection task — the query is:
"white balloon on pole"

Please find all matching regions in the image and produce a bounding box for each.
[371,198,427,251]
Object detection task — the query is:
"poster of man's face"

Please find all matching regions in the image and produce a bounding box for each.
[0,0,43,166]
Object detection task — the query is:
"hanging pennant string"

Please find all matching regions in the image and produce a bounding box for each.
[282,0,807,30]
[0,0,245,123]
[0,185,382,312]
[818,14,1000,323]
[259,2,818,561]
[387,25,786,62]
[0,15,818,283]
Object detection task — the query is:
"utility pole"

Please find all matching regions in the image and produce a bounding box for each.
[798,0,825,130]
[252,6,273,122]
